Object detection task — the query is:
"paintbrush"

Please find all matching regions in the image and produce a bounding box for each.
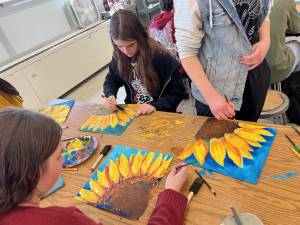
[187,177,204,204]
[291,124,300,136]
[101,94,125,111]
[230,206,243,225]
[194,170,217,196]
[284,134,300,153]
[61,167,78,172]
[224,95,238,124]
[62,136,79,142]
[90,145,112,173]
[175,161,198,170]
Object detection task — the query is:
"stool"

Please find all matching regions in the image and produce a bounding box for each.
[260,89,289,124]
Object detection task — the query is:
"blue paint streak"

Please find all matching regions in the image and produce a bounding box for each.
[271,171,298,180]
[198,169,217,177]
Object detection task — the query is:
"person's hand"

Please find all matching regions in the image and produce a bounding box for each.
[207,93,235,120]
[240,40,270,71]
[102,95,117,112]
[165,163,188,192]
[135,104,156,116]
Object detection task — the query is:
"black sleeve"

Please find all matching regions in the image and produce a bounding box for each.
[150,52,187,112]
[0,78,19,96]
[103,58,124,98]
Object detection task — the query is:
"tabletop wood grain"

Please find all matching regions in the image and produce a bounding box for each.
[41,102,300,225]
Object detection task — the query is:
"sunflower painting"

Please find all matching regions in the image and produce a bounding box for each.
[39,99,74,124]
[175,118,277,184]
[75,145,173,220]
[80,104,138,136]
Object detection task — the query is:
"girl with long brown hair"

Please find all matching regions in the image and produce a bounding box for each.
[103,9,187,115]
[0,108,188,225]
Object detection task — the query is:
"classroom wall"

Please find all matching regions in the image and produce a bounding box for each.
[0,20,113,109]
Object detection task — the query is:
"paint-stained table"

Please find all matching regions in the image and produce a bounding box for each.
[41,102,300,225]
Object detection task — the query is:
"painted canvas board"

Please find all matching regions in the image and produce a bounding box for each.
[174,118,277,184]
[39,99,74,124]
[62,136,98,168]
[44,175,64,197]
[80,104,138,136]
[75,145,173,220]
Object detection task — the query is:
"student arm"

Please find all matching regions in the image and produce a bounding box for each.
[174,0,234,119]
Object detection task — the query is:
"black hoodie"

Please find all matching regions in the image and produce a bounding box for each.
[103,50,187,112]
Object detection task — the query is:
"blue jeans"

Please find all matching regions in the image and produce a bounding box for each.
[195,60,270,122]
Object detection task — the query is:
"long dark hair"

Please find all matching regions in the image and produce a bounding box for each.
[0,108,62,214]
[0,78,20,96]
[109,9,161,96]
[160,0,173,11]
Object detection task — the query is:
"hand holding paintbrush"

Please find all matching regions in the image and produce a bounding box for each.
[165,163,188,192]
[224,95,238,124]
[101,94,124,112]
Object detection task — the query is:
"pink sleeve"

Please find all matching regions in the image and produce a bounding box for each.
[148,189,188,225]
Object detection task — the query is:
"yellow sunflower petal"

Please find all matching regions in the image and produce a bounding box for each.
[224,133,252,151]
[96,170,110,188]
[109,160,120,184]
[153,157,173,178]
[99,115,109,130]
[119,153,130,179]
[89,179,104,197]
[141,152,155,175]
[222,138,243,168]
[79,189,98,203]
[193,139,208,164]
[131,151,143,176]
[178,143,194,160]
[238,122,266,130]
[239,148,253,159]
[124,107,136,119]
[234,128,266,143]
[252,129,273,137]
[148,153,163,175]
[209,138,226,167]
[243,139,262,148]
[109,114,118,128]
[116,111,129,126]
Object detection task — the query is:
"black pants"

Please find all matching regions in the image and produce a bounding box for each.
[195,60,271,122]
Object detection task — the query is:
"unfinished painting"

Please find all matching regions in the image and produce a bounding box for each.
[39,99,74,124]
[174,118,277,184]
[75,145,173,220]
[80,104,138,136]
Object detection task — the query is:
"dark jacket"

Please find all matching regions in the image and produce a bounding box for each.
[103,50,187,112]
[0,78,19,96]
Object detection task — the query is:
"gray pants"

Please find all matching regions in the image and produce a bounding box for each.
[286,39,300,74]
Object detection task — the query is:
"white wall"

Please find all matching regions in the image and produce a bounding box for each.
[1,21,113,109]
[0,1,72,55]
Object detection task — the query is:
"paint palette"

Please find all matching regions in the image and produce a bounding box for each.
[62,136,98,168]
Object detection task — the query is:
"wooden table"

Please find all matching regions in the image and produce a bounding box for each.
[41,102,300,225]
